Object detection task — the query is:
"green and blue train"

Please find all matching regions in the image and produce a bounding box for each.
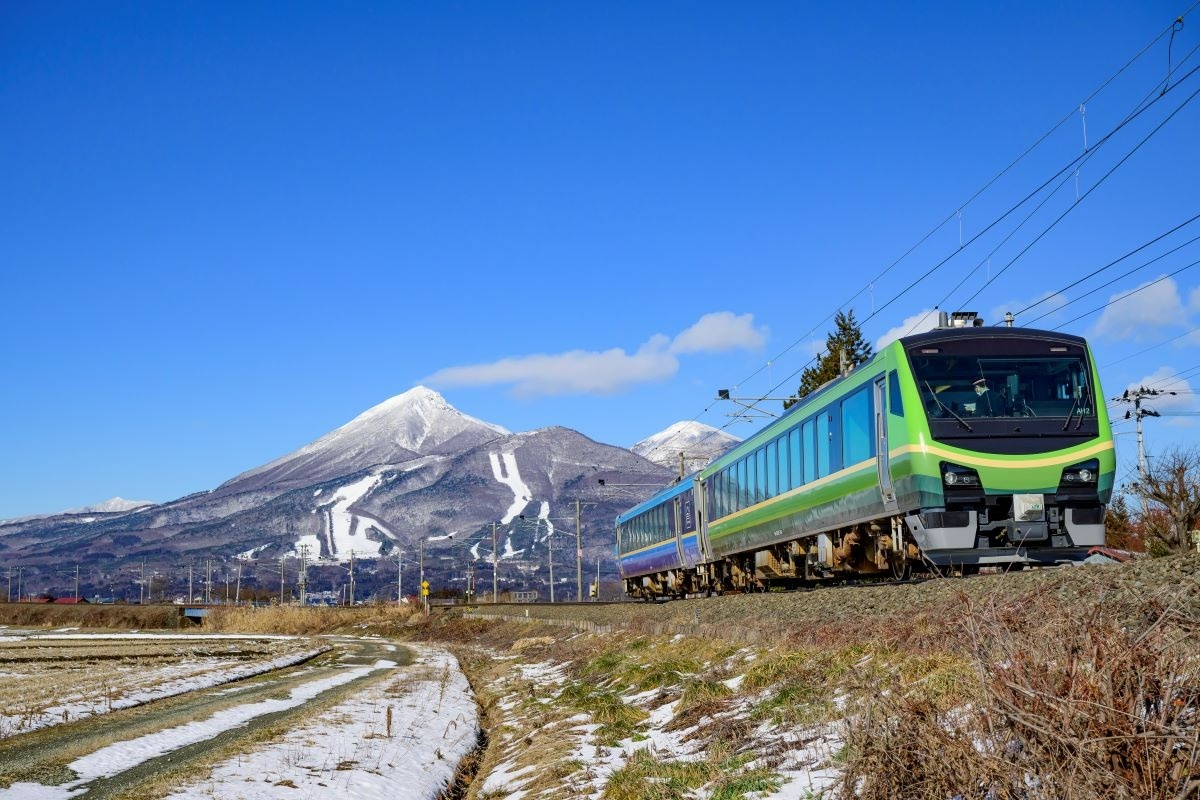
[615,314,1115,598]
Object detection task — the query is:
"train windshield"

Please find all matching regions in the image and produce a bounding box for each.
[910,354,1094,420]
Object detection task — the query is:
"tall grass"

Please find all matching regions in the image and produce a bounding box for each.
[837,588,1200,799]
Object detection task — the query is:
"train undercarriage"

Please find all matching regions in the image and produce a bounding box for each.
[624,516,923,600]
[623,507,1100,601]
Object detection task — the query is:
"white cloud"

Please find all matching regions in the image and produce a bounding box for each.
[1091,277,1186,341]
[424,311,765,397]
[1188,285,1200,313]
[875,309,939,350]
[669,312,766,355]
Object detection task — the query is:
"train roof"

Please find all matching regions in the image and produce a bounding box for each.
[615,478,693,524]
[899,325,1089,349]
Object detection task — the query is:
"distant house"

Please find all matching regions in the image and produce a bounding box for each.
[53,597,89,604]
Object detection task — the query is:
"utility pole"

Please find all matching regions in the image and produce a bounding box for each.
[548,518,554,603]
[299,545,309,607]
[235,563,242,606]
[6,566,10,603]
[392,549,403,605]
[575,499,583,603]
[139,560,145,605]
[279,554,286,605]
[188,562,193,603]
[492,522,498,603]
[1114,387,1175,486]
[74,564,80,602]
[419,537,427,617]
[348,552,355,606]
[205,559,212,604]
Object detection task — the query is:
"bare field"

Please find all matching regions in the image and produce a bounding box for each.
[0,631,326,740]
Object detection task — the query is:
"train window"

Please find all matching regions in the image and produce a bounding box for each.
[802,419,815,484]
[737,459,748,510]
[789,429,801,488]
[726,467,734,515]
[816,413,831,478]
[747,454,758,505]
[842,388,872,465]
[768,441,778,495]
[763,443,772,501]
[888,370,904,416]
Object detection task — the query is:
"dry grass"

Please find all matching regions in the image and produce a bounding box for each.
[0,602,182,629]
[836,587,1200,800]
[203,604,425,635]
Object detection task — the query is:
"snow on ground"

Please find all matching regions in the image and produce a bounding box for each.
[0,633,325,739]
[164,645,478,800]
[0,662,393,800]
[474,639,843,800]
[0,637,478,800]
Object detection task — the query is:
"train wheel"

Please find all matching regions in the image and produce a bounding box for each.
[889,556,911,581]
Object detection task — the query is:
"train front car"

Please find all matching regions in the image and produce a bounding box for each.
[898,324,1115,569]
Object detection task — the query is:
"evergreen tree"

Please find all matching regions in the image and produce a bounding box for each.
[783,310,872,408]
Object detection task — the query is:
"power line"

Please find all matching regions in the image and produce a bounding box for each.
[1018,212,1200,321]
[958,74,1200,309]
[1050,256,1200,330]
[640,8,1200,465]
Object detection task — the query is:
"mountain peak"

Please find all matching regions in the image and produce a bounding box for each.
[336,386,509,445]
[217,388,509,494]
[632,421,741,472]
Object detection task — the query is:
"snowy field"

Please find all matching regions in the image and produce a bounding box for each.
[0,631,478,800]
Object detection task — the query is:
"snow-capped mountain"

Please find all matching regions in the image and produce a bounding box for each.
[632,421,741,473]
[215,386,509,495]
[0,390,672,599]
[66,497,157,515]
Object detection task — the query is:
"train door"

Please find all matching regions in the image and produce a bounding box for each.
[672,496,687,566]
[874,376,899,512]
[695,478,713,563]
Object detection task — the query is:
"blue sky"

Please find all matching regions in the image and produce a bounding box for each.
[3,1,1199,518]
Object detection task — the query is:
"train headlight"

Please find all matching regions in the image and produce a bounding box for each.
[1061,459,1099,485]
[941,463,981,488]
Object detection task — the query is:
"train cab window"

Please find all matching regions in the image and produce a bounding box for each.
[841,388,872,465]
[816,414,831,478]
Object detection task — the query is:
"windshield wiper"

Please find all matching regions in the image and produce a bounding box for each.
[1061,395,1080,431]
[925,381,973,432]
[1062,388,1091,431]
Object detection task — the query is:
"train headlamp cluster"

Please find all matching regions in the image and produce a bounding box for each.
[1061,459,1099,485]
[941,463,982,488]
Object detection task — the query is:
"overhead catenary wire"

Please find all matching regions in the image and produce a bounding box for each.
[908,40,1200,338]
[1020,221,1200,327]
[638,7,1200,466]
[957,73,1200,311]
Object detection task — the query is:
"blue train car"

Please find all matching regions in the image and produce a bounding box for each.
[615,480,702,598]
